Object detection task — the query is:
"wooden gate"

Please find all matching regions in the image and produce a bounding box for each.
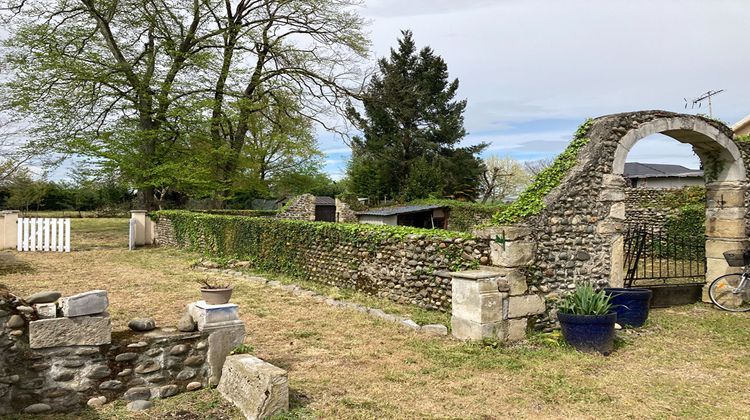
[17,218,71,252]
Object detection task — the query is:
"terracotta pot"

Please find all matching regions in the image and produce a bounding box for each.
[200,287,233,305]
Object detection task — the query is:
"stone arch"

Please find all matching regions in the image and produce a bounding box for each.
[524,111,747,304]
[603,113,746,291]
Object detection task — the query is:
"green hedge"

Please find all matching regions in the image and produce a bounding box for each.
[153,210,478,277]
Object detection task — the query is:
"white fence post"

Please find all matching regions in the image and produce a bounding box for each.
[128,218,136,251]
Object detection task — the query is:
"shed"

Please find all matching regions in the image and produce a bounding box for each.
[623,162,704,189]
[356,204,447,229]
[314,196,336,222]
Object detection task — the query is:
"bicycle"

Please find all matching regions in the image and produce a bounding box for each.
[708,250,750,312]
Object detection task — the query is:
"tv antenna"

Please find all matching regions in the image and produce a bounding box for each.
[684,89,724,117]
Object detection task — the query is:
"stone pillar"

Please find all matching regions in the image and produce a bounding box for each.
[597,174,627,288]
[704,181,748,300]
[130,210,147,246]
[0,210,19,250]
[455,224,544,343]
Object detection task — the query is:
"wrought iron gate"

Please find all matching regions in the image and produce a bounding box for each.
[623,224,705,287]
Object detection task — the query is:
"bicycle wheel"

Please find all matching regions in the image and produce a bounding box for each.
[709,274,750,312]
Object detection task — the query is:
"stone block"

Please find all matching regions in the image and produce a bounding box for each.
[29,315,111,349]
[208,324,246,386]
[218,355,288,420]
[421,324,448,336]
[705,239,747,259]
[450,317,502,341]
[188,301,242,332]
[59,290,108,317]
[505,295,546,319]
[489,241,535,268]
[34,303,57,319]
[609,202,626,220]
[596,220,623,234]
[706,186,744,208]
[609,235,625,288]
[450,278,503,324]
[506,318,528,342]
[472,225,532,241]
[598,188,625,202]
[706,218,745,239]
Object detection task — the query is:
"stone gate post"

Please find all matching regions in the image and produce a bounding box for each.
[0,210,19,250]
[703,181,748,299]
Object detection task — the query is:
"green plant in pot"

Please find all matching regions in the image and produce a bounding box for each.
[199,279,233,305]
[556,284,617,355]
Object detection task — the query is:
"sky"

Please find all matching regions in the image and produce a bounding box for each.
[319,0,750,179]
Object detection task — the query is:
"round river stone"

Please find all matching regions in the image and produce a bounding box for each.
[128,318,156,332]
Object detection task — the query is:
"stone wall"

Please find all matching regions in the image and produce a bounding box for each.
[276,194,316,221]
[623,187,707,232]
[0,288,243,415]
[505,111,745,327]
[154,214,490,312]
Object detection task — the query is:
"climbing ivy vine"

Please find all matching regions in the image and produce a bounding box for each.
[492,119,594,224]
[152,211,478,277]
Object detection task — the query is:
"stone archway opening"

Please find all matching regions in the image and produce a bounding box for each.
[606,115,747,300]
[619,134,709,304]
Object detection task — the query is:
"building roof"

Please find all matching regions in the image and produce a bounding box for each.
[356,204,444,217]
[733,114,750,136]
[315,196,336,206]
[623,162,703,179]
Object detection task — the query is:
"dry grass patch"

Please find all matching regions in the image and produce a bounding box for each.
[1,218,749,419]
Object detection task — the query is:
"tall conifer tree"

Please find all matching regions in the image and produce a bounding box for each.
[347,30,486,201]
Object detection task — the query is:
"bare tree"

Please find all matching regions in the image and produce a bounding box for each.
[523,157,554,178]
[479,156,530,204]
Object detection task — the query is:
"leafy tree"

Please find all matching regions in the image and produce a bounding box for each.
[5,170,47,212]
[1,0,368,209]
[346,30,486,201]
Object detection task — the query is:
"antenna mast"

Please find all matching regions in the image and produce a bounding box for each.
[684,89,725,117]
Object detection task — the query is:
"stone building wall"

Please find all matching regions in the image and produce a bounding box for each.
[276,194,316,221]
[0,289,242,415]
[154,215,490,312]
[623,188,673,231]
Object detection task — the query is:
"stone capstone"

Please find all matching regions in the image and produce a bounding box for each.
[128,318,156,332]
[26,291,61,304]
[29,315,111,349]
[217,355,289,420]
[59,290,108,317]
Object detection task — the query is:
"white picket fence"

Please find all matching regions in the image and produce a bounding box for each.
[17,217,71,252]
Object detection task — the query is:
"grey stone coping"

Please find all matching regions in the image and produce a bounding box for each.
[448,270,502,280]
[130,210,148,214]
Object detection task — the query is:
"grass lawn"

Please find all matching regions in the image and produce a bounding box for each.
[1,218,749,419]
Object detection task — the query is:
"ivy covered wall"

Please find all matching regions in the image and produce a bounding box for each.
[152,211,490,312]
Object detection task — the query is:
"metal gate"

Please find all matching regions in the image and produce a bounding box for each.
[623,224,705,287]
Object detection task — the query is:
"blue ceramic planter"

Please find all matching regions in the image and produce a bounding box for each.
[604,287,652,327]
[557,312,617,355]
